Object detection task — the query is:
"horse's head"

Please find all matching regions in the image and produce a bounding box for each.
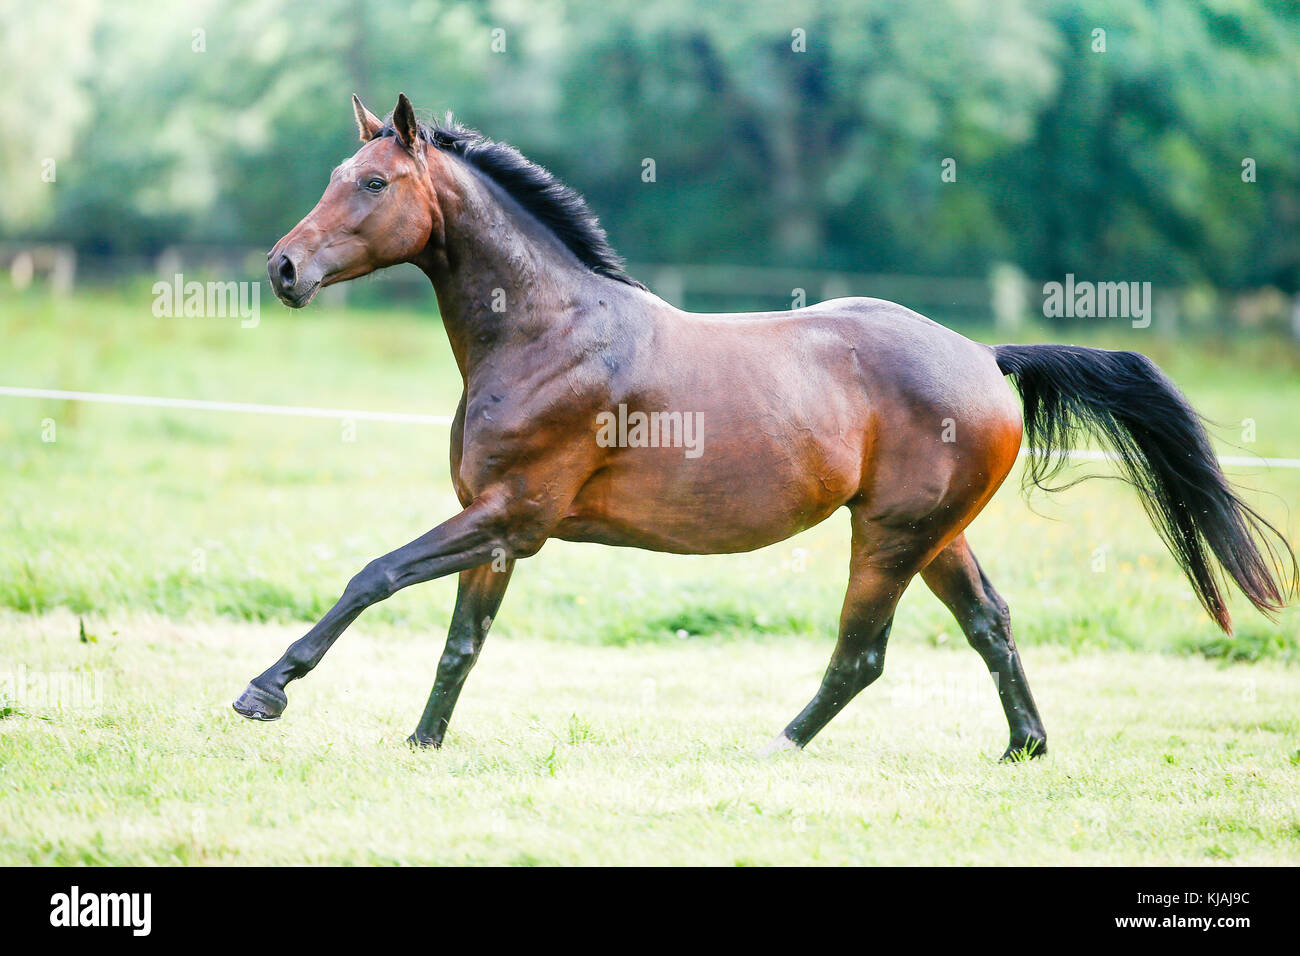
[268,93,445,308]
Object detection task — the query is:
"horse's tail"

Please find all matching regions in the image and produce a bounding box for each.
[993,343,1296,633]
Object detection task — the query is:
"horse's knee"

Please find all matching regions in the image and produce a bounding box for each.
[346,559,396,605]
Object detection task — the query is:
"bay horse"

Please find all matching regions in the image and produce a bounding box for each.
[234,93,1295,760]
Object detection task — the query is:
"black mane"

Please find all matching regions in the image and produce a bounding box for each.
[377,115,643,288]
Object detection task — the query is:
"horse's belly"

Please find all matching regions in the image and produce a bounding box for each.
[553,503,840,554]
[554,443,857,554]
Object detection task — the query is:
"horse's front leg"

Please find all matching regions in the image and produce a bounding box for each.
[408,558,516,748]
[232,494,520,721]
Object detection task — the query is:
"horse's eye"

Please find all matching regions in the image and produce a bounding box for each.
[364,177,386,192]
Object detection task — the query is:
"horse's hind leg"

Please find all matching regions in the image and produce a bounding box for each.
[762,511,926,754]
[921,534,1047,760]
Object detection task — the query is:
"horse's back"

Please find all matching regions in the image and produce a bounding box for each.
[679,295,1017,426]
[679,295,1024,526]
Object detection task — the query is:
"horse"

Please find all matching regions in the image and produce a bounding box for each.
[234,93,1296,760]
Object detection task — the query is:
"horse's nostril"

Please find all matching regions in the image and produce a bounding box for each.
[277,254,296,289]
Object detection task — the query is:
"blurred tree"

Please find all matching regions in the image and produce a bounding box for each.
[0,0,98,231]
[992,0,1300,291]
[535,0,1058,272]
[5,0,495,252]
[3,0,1298,298]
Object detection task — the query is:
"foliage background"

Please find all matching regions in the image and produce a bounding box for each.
[4,0,1300,296]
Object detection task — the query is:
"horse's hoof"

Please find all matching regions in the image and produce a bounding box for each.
[406,733,441,750]
[232,682,287,721]
[999,738,1047,762]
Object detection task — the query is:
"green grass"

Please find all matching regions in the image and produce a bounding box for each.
[2,609,1298,865]
[0,286,1298,864]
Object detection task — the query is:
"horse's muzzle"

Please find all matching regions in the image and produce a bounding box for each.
[267,251,321,308]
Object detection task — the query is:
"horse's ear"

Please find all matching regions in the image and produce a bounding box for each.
[352,94,382,142]
[392,92,420,150]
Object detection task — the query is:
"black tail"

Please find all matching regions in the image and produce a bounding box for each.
[994,343,1296,633]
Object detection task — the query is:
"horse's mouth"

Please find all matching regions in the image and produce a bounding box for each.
[276,280,321,309]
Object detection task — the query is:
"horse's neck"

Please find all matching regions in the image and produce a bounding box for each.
[417,168,593,380]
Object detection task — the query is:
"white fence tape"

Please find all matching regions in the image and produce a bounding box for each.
[1,385,1296,468]
[0,385,453,427]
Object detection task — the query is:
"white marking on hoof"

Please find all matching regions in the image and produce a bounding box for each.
[756,733,800,759]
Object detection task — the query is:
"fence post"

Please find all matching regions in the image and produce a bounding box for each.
[653,267,685,308]
[10,251,34,290]
[1154,290,1178,337]
[990,262,1027,333]
[820,275,851,302]
[50,246,76,295]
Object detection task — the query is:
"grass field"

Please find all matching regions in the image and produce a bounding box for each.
[1,286,1298,865]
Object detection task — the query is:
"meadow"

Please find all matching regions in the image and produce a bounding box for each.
[1,286,1297,865]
